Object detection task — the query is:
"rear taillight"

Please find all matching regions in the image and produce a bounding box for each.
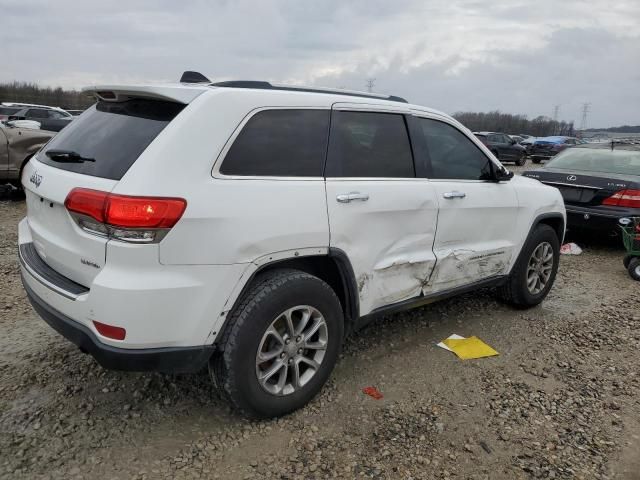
[602,189,640,208]
[64,188,186,243]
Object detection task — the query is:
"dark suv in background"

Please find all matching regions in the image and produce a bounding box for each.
[473,132,527,165]
[530,136,578,164]
[8,106,73,132]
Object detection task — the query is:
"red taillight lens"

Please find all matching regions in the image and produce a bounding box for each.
[106,195,186,228]
[93,321,126,340]
[603,189,640,208]
[64,188,108,223]
[64,188,186,242]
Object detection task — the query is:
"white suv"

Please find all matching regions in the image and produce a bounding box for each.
[19,75,565,417]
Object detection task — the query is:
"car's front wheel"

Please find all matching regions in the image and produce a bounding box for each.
[498,224,560,308]
[211,269,344,418]
[515,152,527,166]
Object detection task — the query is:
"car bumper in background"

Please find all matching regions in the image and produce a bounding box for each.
[566,205,640,232]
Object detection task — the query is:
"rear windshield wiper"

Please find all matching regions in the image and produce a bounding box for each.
[45,149,95,163]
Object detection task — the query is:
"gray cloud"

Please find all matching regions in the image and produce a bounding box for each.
[1,0,638,126]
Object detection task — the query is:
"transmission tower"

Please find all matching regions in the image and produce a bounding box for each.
[580,103,591,130]
[366,78,376,93]
[552,105,560,122]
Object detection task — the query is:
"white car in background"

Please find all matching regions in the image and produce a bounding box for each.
[18,73,566,417]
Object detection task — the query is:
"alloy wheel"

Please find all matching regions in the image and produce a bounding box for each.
[255,305,328,396]
[527,242,554,294]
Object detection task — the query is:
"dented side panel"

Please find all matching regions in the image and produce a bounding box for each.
[428,180,520,291]
[326,179,439,315]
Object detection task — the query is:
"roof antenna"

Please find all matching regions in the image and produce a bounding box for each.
[180,71,210,83]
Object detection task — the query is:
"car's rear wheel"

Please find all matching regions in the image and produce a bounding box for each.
[628,257,640,281]
[211,269,344,418]
[532,158,542,164]
[498,224,560,308]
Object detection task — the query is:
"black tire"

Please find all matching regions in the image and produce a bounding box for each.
[532,158,542,164]
[498,224,560,308]
[515,153,526,166]
[211,269,344,418]
[623,255,633,269]
[628,258,640,281]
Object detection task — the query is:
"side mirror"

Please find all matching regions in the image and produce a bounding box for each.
[495,167,514,182]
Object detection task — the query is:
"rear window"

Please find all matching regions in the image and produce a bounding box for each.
[39,99,184,180]
[547,148,640,176]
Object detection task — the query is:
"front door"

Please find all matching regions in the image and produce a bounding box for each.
[415,117,520,291]
[325,106,439,316]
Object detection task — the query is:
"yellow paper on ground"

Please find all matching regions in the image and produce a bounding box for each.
[441,336,499,360]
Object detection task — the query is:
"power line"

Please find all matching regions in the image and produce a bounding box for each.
[580,102,591,130]
[366,78,376,93]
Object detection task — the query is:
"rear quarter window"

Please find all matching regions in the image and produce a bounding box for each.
[220,109,330,177]
[38,99,184,180]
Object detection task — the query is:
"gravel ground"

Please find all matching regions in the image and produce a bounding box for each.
[1,164,639,479]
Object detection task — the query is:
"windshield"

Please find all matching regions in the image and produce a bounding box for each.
[38,99,184,180]
[546,147,640,176]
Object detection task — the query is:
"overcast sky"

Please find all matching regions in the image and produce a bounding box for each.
[2,0,639,127]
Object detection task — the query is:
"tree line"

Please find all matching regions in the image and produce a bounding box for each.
[453,111,575,137]
[0,82,95,110]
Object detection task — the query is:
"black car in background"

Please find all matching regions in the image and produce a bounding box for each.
[8,106,73,132]
[473,131,527,165]
[522,143,640,233]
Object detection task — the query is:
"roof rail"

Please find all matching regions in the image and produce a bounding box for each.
[210,80,408,103]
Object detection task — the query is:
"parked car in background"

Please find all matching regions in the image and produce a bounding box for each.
[8,105,73,132]
[65,109,85,116]
[530,136,578,163]
[520,136,537,154]
[0,104,23,122]
[474,131,527,165]
[18,75,565,418]
[522,143,640,234]
[0,121,54,187]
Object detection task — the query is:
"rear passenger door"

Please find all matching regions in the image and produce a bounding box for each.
[415,116,520,291]
[325,105,439,316]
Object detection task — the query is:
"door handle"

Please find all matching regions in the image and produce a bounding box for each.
[443,191,466,199]
[336,192,370,203]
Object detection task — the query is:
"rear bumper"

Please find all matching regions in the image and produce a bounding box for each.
[566,205,640,232]
[22,277,214,373]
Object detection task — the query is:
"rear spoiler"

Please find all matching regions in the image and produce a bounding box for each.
[82,84,210,104]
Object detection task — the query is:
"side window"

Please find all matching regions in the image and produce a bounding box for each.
[418,118,494,181]
[28,109,49,119]
[48,110,65,119]
[325,111,414,178]
[220,109,329,177]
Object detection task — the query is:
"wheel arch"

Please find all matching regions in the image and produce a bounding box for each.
[217,250,359,346]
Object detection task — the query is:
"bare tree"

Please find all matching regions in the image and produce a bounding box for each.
[453,110,574,137]
[0,82,95,110]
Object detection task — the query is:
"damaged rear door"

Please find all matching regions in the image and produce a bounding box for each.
[415,116,519,291]
[325,104,439,315]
